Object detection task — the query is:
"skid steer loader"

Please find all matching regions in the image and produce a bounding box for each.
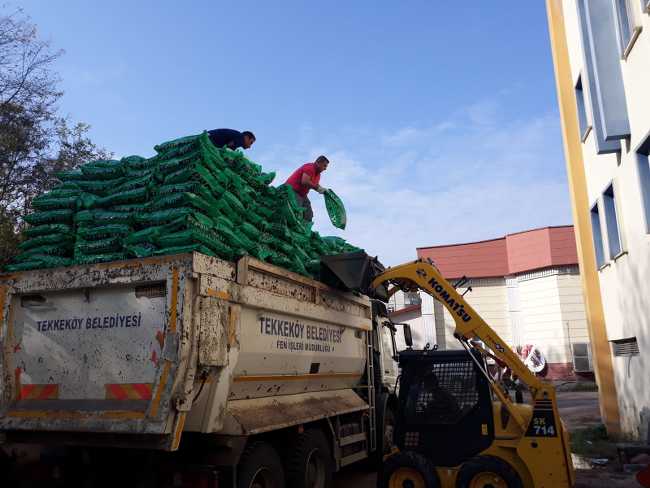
[366,260,575,488]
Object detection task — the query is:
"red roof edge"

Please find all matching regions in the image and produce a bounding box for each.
[416,225,573,251]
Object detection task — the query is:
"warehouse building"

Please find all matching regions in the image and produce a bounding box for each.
[389,226,592,380]
[546,0,650,439]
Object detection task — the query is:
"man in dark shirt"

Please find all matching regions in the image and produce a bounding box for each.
[207,129,256,150]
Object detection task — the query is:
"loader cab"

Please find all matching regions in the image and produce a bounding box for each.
[370,300,399,389]
[394,349,495,467]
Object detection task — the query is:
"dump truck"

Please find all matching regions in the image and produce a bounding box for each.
[0,252,400,488]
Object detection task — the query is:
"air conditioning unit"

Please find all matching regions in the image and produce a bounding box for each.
[572,342,593,373]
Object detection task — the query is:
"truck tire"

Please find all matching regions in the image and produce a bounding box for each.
[456,456,523,488]
[374,394,396,465]
[379,451,440,488]
[237,441,285,488]
[286,429,333,488]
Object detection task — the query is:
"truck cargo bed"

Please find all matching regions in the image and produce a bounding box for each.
[0,253,372,451]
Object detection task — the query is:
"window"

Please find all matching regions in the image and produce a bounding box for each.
[613,0,642,57]
[591,203,606,267]
[637,134,650,232]
[575,0,628,153]
[575,74,591,141]
[404,291,421,306]
[572,343,593,372]
[637,154,650,232]
[603,184,622,258]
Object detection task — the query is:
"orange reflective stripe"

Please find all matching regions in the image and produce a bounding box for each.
[19,384,59,400]
[105,383,153,400]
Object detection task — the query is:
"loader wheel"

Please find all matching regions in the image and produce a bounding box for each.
[379,451,440,488]
[238,441,285,488]
[286,429,333,488]
[456,456,522,488]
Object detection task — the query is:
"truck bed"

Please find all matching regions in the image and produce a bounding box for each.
[0,253,372,451]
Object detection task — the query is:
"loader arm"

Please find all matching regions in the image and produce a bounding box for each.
[371,259,553,434]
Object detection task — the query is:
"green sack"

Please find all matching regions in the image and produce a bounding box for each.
[32,194,79,210]
[55,169,85,182]
[134,207,208,226]
[75,210,132,225]
[75,177,127,195]
[24,209,74,225]
[19,233,74,251]
[75,236,122,254]
[6,255,73,271]
[240,222,262,240]
[78,224,132,241]
[154,134,200,154]
[25,223,73,238]
[157,150,201,174]
[121,155,152,171]
[98,186,149,206]
[76,252,127,265]
[114,173,155,193]
[156,227,233,259]
[153,243,215,257]
[77,193,101,210]
[324,189,347,229]
[16,244,71,258]
[81,159,125,179]
[125,243,157,258]
[111,203,149,213]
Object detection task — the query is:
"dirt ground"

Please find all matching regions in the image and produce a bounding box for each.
[333,390,644,488]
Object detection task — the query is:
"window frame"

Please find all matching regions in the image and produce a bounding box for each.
[575,73,592,142]
[636,153,650,233]
[602,183,623,259]
[635,132,650,233]
[613,0,643,58]
[590,201,607,268]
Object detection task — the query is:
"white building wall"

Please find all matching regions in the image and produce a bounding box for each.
[401,268,591,369]
[518,273,568,365]
[562,0,650,439]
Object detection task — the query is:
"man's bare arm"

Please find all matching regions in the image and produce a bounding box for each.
[301,173,323,191]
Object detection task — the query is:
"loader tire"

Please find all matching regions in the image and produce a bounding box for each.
[286,429,333,488]
[456,456,523,488]
[237,441,285,488]
[379,451,440,488]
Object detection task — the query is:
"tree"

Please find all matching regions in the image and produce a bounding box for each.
[0,8,109,266]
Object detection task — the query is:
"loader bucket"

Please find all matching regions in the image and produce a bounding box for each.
[320,251,389,301]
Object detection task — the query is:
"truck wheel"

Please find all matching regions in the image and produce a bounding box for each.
[238,441,285,488]
[286,429,333,488]
[456,456,522,488]
[374,394,397,465]
[379,451,440,488]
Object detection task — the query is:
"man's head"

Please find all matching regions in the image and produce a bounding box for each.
[242,131,256,149]
[315,155,329,173]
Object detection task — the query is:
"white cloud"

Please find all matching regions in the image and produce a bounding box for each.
[256,96,571,267]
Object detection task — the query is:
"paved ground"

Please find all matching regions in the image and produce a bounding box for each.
[333,390,642,488]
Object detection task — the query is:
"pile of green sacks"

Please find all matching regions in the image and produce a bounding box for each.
[7,132,360,278]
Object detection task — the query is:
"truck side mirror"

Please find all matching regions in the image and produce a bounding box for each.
[403,324,413,348]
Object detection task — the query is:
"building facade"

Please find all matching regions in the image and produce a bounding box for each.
[389,226,592,380]
[546,0,650,439]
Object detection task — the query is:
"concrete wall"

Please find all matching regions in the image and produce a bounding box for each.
[562,0,650,439]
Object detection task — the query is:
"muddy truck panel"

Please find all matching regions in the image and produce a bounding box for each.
[0,253,372,450]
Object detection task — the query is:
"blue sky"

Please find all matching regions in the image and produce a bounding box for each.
[18,1,571,265]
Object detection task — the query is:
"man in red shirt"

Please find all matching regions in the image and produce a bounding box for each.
[285,156,329,222]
